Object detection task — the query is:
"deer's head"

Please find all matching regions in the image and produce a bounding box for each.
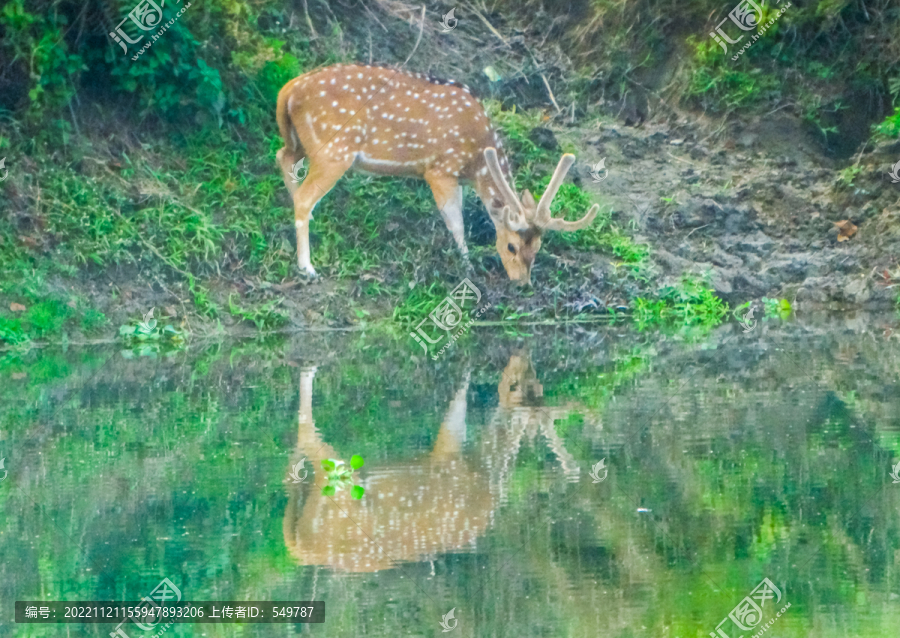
[483,148,599,284]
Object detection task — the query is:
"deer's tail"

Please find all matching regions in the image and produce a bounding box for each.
[276,80,306,158]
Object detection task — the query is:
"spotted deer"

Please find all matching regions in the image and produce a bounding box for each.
[276,63,599,283]
[282,354,597,572]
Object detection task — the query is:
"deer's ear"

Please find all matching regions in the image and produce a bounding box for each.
[520,189,535,208]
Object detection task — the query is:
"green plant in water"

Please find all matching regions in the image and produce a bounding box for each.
[321,455,365,499]
[762,297,792,319]
[119,308,185,357]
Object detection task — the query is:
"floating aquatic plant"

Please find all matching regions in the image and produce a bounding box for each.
[321,455,365,499]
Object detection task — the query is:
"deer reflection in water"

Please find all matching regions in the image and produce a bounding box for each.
[283,354,597,572]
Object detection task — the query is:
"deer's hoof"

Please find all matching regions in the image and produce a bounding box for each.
[298,264,318,279]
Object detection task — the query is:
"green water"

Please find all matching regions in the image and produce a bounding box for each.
[2,316,900,637]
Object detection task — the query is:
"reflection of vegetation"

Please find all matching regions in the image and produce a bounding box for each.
[321,455,365,499]
[1,333,899,636]
[633,275,729,330]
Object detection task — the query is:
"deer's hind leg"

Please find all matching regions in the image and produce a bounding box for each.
[277,145,307,196]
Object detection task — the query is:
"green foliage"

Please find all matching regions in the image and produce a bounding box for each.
[762,297,792,319]
[873,107,900,141]
[686,36,780,111]
[321,455,365,499]
[227,294,288,330]
[633,275,728,330]
[0,0,83,119]
[118,308,184,357]
[835,164,864,188]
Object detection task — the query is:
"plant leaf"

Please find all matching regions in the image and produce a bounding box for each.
[351,485,365,499]
[322,485,335,497]
[321,459,335,472]
[350,454,365,470]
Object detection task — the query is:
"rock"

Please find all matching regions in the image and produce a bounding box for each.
[731,230,775,255]
[730,273,769,297]
[737,133,757,148]
[529,127,560,151]
[843,277,871,303]
[709,269,734,295]
[710,248,743,269]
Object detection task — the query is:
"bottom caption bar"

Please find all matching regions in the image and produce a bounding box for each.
[15,602,325,623]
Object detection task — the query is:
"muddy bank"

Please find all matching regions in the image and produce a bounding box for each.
[568,113,900,310]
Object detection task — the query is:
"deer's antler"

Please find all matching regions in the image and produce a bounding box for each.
[535,154,600,232]
[483,148,529,231]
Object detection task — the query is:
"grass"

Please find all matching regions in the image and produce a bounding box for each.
[633,275,729,331]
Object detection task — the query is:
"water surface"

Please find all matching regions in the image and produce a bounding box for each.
[2,315,899,637]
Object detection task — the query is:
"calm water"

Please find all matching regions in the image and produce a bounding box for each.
[2,314,900,637]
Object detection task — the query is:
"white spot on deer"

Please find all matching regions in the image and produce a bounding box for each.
[332,101,338,107]
[330,78,335,84]
[355,136,360,143]
[339,108,346,113]
[446,148,454,154]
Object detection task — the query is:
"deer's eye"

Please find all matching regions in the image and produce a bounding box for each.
[507,243,517,255]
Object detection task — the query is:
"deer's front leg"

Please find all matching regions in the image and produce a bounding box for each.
[288,158,351,278]
[426,174,468,258]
